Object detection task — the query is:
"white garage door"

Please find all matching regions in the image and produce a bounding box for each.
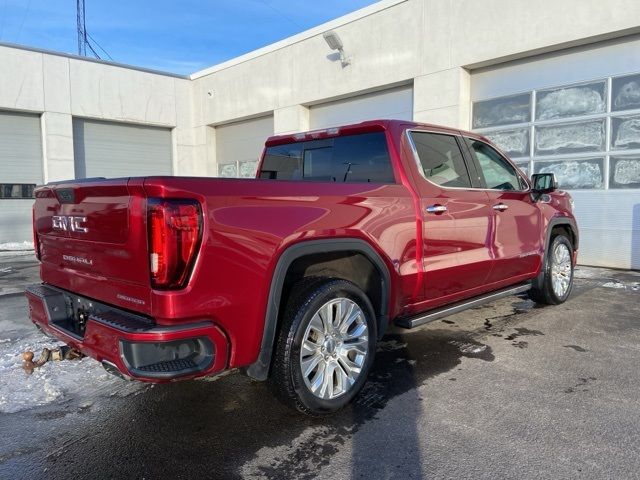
[309,85,413,130]
[73,118,172,179]
[471,37,640,269]
[0,110,43,244]
[215,115,273,178]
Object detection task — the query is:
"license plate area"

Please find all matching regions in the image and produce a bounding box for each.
[41,289,106,340]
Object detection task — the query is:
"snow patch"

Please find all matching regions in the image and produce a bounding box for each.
[0,333,130,413]
[0,251,35,258]
[0,241,34,251]
[602,281,640,291]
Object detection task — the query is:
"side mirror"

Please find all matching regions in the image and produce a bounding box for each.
[531,173,557,193]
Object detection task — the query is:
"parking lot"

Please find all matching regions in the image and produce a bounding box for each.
[0,253,639,479]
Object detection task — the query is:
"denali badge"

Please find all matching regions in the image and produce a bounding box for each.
[62,254,93,266]
[52,215,88,233]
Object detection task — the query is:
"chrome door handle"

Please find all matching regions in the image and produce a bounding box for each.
[493,203,509,211]
[426,204,447,214]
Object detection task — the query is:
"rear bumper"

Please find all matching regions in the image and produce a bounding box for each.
[25,284,229,382]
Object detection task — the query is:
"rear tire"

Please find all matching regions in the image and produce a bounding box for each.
[529,234,574,305]
[270,278,377,415]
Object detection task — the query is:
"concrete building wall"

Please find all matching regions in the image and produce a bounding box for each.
[3,0,640,178]
[192,0,640,153]
[0,44,200,183]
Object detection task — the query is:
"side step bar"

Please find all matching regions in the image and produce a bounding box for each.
[395,283,531,329]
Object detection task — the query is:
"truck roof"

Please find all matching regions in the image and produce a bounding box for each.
[265,119,483,147]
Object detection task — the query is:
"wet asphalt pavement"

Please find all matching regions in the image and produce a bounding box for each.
[1,254,639,479]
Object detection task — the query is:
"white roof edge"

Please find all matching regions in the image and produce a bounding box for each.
[0,41,189,79]
[189,0,407,80]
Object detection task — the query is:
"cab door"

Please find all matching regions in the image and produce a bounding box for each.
[463,137,543,284]
[406,130,494,308]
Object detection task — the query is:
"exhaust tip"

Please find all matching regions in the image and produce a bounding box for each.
[102,360,131,381]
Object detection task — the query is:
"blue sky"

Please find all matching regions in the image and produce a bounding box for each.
[0,0,378,74]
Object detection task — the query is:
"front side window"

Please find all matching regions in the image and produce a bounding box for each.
[260,132,394,183]
[409,131,472,188]
[466,138,528,191]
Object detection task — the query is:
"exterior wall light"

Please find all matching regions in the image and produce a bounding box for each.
[323,31,350,67]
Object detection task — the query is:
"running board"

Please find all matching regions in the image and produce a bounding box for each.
[395,283,531,329]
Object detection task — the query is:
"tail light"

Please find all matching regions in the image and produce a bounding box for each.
[147,199,202,289]
[32,205,41,260]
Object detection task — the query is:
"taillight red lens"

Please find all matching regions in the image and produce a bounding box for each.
[147,199,202,289]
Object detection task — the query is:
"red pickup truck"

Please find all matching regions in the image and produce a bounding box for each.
[26,120,578,415]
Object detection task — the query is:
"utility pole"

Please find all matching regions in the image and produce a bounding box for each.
[76,0,86,56]
[76,0,109,59]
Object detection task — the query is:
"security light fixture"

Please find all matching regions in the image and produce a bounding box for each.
[323,31,350,67]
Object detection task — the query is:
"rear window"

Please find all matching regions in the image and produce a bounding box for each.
[260,132,395,183]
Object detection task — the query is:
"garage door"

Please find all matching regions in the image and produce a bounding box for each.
[73,118,172,179]
[471,37,640,269]
[309,85,413,130]
[215,115,273,178]
[0,110,43,244]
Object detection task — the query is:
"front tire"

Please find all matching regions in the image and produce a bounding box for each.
[270,278,377,415]
[530,234,574,305]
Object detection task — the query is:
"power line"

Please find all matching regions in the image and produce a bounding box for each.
[76,0,112,61]
[0,0,7,40]
[15,0,33,43]
[87,32,113,60]
[256,0,304,29]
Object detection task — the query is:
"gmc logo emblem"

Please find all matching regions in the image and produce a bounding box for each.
[52,215,88,233]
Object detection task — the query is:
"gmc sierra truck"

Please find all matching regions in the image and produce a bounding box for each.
[26,120,578,415]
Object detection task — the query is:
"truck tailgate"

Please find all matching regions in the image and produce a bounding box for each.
[34,178,152,314]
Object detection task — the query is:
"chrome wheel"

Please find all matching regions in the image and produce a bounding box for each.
[299,297,369,400]
[551,242,572,298]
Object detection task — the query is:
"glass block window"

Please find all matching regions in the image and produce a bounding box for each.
[610,155,640,189]
[536,81,606,120]
[218,162,238,178]
[218,161,259,179]
[472,72,640,190]
[534,119,605,156]
[472,93,531,129]
[483,128,529,158]
[534,158,604,190]
[514,162,529,176]
[239,160,258,178]
[0,184,36,199]
[612,74,640,112]
[611,115,640,150]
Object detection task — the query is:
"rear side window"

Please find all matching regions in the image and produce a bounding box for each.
[260,132,394,183]
[465,138,528,191]
[409,131,472,188]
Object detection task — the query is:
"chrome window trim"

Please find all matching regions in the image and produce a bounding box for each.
[405,129,531,193]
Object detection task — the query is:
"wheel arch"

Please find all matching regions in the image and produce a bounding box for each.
[246,238,392,381]
[534,217,579,290]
